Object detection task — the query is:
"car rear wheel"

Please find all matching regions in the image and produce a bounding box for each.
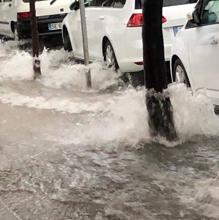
[173,59,190,87]
[103,40,119,71]
[63,31,72,52]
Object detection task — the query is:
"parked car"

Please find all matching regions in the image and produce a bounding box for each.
[0,0,70,40]
[62,0,197,73]
[171,0,219,114]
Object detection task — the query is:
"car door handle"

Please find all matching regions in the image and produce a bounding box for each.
[210,37,218,45]
[99,16,105,20]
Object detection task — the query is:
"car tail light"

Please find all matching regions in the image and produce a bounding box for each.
[127,13,143,27]
[162,16,167,24]
[127,14,167,27]
[17,12,31,20]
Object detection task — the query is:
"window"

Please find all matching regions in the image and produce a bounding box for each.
[112,0,125,8]
[135,0,198,9]
[201,0,219,24]
[23,0,48,2]
[163,0,197,7]
[84,0,95,7]
[87,0,125,7]
[100,0,114,7]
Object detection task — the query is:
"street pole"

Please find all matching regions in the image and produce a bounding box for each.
[29,0,41,79]
[79,0,92,88]
[142,0,177,141]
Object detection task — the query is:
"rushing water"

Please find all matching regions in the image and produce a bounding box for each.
[0,40,219,220]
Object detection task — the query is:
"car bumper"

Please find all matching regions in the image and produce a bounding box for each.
[17,13,67,38]
[118,60,143,73]
[113,38,171,73]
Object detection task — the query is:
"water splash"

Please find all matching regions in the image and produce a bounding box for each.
[0,44,119,90]
[0,41,218,146]
[169,83,219,138]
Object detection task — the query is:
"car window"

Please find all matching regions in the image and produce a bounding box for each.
[112,0,125,8]
[163,0,197,7]
[87,0,125,7]
[85,0,95,6]
[135,0,197,9]
[201,0,219,24]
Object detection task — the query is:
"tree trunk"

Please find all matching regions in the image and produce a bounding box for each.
[30,0,41,78]
[142,0,177,141]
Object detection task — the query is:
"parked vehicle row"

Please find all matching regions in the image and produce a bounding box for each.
[62,0,197,73]
[171,0,219,112]
[0,0,70,40]
[0,0,218,113]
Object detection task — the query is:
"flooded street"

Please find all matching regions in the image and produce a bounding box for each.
[0,41,219,220]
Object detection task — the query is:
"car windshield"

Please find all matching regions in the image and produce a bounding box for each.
[135,0,198,9]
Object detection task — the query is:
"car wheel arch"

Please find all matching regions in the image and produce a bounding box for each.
[62,25,74,52]
[102,37,120,71]
[171,55,180,79]
[63,25,70,40]
[102,36,110,58]
[172,57,192,87]
[10,22,15,33]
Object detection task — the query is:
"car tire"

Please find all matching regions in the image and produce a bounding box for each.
[103,40,119,71]
[173,59,190,87]
[63,31,72,52]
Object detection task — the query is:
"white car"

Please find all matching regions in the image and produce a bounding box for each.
[0,0,70,40]
[62,0,197,73]
[171,0,219,114]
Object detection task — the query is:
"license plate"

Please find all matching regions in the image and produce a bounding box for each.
[48,22,62,31]
[173,26,183,36]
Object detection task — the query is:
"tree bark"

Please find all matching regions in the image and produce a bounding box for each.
[142,0,177,141]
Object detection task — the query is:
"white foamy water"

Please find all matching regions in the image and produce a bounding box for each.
[0,41,218,146]
[179,175,219,219]
[0,42,119,90]
[169,84,219,138]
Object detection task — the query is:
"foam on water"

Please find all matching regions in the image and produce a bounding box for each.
[179,175,219,219]
[0,41,218,146]
[0,43,119,90]
[169,84,219,138]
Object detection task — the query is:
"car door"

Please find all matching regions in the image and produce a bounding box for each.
[67,5,83,58]
[1,0,13,35]
[86,0,125,60]
[0,0,4,34]
[188,0,219,91]
[70,0,97,59]
[85,0,111,60]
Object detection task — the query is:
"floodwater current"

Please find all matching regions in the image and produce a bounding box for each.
[0,41,219,220]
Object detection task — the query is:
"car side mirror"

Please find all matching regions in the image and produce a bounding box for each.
[70,1,79,11]
[192,10,200,24]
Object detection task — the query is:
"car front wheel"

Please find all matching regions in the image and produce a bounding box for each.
[173,59,190,87]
